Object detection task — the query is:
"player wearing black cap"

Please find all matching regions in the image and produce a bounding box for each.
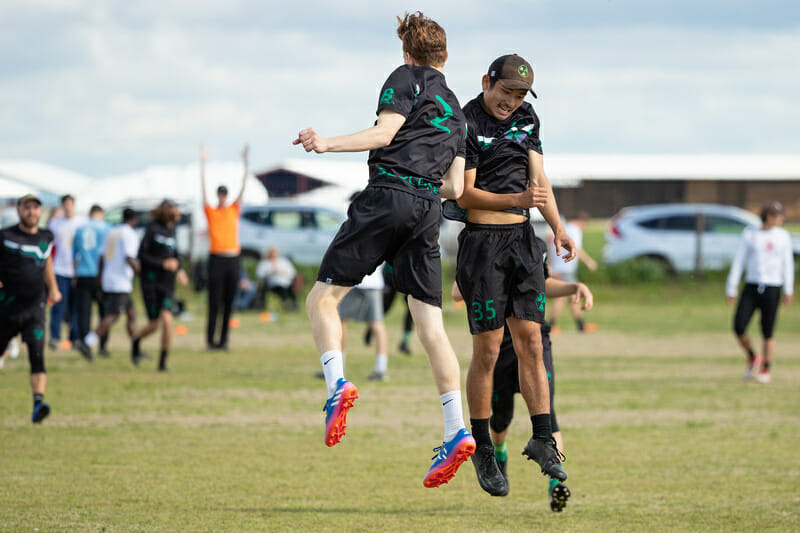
[294,11,476,488]
[130,199,188,371]
[453,54,576,496]
[0,194,62,423]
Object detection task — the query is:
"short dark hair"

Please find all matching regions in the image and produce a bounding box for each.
[122,207,138,223]
[61,194,75,204]
[760,201,785,222]
[89,204,104,216]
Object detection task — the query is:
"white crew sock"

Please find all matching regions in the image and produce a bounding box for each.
[440,390,466,442]
[374,353,388,375]
[320,350,345,397]
[84,331,99,348]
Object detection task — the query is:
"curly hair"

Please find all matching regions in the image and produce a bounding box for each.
[396,11,447,67]
[149,201,180,226]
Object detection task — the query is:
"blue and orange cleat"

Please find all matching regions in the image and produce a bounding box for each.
[323,378,358,447]
[423,428,476,488]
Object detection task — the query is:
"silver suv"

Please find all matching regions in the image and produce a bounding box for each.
[603,203,799,273]
[239,201,346,264]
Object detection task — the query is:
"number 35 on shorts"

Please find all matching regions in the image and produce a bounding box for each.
[471,299,496,322]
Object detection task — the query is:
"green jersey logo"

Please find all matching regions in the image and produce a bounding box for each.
[430,95,453,134]
[380,88,395,104]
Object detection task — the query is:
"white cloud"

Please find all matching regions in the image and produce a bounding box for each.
[0,2,799,175]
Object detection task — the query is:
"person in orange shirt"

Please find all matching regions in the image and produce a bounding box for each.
[201,144,249,351]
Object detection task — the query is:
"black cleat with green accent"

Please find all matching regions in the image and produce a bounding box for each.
[522,437,567,481]
[471,444,509,497]
[549,482,571,512]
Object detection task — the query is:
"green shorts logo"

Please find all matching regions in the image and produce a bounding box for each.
[33,328,44,340]
[536,292,546,312]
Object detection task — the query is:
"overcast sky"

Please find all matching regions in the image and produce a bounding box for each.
[1,0,798,176]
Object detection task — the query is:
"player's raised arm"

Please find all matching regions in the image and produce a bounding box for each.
[200,145,208,206]
[529,150,575,262]
[293,110,407,154]
[235,143,249,206]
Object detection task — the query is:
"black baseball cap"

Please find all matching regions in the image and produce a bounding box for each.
[17,193,42,207]
[217,185,228,195]
[487,54,537,98]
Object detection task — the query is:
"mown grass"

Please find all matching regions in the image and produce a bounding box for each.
[1,224,799,531]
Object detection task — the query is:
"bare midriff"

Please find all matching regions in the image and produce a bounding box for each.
[466,208,528,225]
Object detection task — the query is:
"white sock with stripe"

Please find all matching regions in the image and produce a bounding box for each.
[320,350,344,397]
[440,390,466,442]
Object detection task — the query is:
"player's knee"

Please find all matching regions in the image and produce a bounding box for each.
[29,352,46,374]
[733,320,746,336]
[490,411,512,434]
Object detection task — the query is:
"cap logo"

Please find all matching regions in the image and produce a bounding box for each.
[518,65,529,78]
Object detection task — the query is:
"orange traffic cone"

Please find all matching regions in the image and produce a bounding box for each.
[175,324,189,335]
[229,318,241,329]
[59,340,72,350]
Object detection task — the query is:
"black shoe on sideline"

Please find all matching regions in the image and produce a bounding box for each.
[522,437,567,481]
[75,340,94,362]
[471,444,509,497]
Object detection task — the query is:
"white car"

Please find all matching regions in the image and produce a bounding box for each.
[603,203,798,273]
[239,201,346,264]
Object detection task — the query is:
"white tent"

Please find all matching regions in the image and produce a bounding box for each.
[0,159,92,204]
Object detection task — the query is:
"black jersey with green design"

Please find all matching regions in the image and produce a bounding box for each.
[0,225,54,307]
[463,94,542,216]
[367,65,466,197]
[137,221,177,286]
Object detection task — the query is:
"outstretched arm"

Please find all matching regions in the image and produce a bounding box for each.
[293,110,406,153]
[545,279,593,311]
[529,150,575,262]
[200,145,208,206]
[235,144,249,206]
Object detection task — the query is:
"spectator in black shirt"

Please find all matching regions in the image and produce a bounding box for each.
[294,11,475,489]
[130,199,188,371]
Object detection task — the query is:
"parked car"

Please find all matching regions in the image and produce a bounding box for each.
[239,201,346,264]
[603,203,799,273]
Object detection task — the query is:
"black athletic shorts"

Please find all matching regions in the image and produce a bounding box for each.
[317,185,443,307]
[141,282,174,321]
[103,292,134,316]
[490,323,557,434]
[733,283,783,339]
[0,301,47,374]
[456,221,546,334]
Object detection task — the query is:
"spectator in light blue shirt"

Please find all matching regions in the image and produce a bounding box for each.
[72,205,110,358]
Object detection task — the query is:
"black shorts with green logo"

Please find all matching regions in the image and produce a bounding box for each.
[455,221,545,334]
[317,185,443,308]
[141,282,174,320]
[0,301,47,374]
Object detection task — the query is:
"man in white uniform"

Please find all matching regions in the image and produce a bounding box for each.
[726,201,794,383]
[548,212,597,333]
[337,264,389,381]
[84,209,140,357]
[47,194,86,349]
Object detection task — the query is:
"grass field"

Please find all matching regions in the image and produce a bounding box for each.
[2,227,799,531]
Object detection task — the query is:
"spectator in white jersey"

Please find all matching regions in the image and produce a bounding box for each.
[47,194,86,350]
[726,201,794,384]
[337,264,390,381]
[84,208,140,358]
[547,212,597,334]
